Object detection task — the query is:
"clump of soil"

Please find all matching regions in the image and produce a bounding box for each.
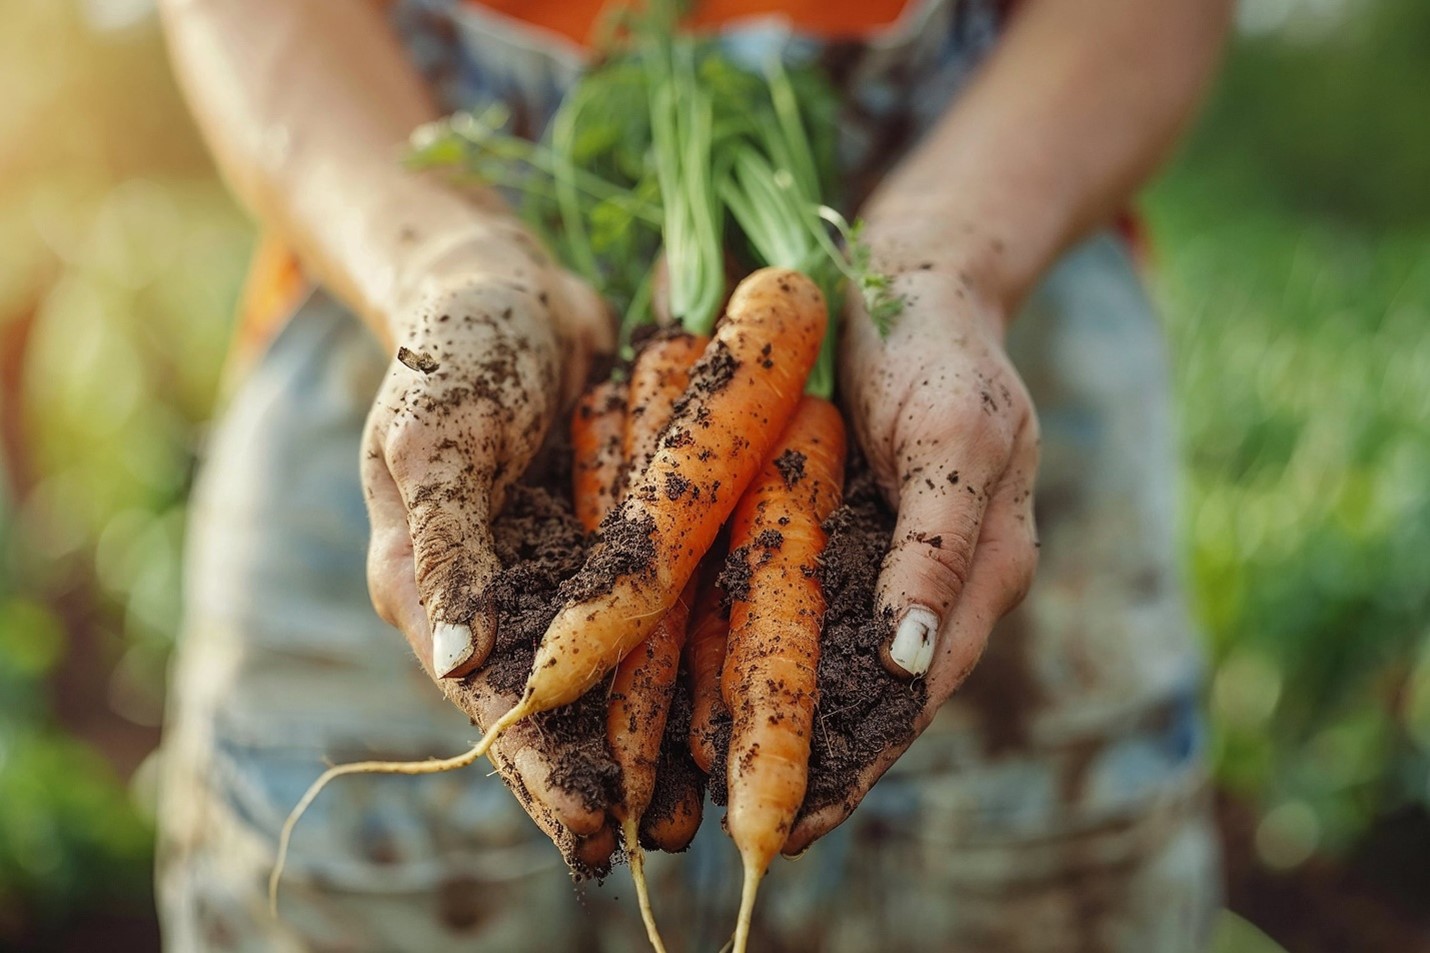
[800,460,927,820]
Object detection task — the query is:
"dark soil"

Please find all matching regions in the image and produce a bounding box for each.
[800,459,926,819]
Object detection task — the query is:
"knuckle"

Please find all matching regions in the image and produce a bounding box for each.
[890,526,978,608]
[411,517,466,591]
[382,412,437,472]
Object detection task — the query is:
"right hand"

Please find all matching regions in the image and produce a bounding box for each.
[359,232,615,862]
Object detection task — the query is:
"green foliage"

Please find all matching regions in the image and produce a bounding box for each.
[1144,0,1430,858]
[413,17,892,379]
[0,2,249,942]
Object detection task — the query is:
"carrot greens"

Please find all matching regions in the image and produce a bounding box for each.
[408,10,901,372]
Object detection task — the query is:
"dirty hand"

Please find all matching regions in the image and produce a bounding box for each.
[787,252,1041,852]
[360,229,615,860]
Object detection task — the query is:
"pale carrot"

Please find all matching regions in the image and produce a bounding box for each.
[721,395,846,953]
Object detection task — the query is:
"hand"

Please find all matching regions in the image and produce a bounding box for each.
[359,230,615,858]
[786,254,1040,852]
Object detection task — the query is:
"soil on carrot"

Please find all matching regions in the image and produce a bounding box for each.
[708,454,927,816]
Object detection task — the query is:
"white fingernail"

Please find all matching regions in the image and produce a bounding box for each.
[433,622,474,678]
[888,607,939,677]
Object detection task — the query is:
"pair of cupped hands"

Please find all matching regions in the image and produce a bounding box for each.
[362,223,1039,861]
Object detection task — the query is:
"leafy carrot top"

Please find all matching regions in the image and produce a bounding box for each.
[407,3,903,398]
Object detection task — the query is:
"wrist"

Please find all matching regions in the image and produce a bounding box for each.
[385,211,558,347]
[288,158,546,345]
[856,215,1014,340]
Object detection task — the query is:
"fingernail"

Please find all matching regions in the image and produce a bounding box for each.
[433,622,474,678]
[887,606,939,677]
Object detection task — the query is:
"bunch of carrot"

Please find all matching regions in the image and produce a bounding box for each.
[273,6,901,951]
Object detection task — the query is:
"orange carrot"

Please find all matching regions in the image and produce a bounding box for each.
[607,333,706,828]
[640,780,703,851]
[571,378,628,533]
[685,555,730,775]
[639,684,706,853]
[623,330,708,480]
[721,395,846,953]
[477,267,825,737]
[607,331,705,953]
[607,584,691,825]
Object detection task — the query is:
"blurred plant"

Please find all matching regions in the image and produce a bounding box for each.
[0,0,249,942]
[1145,0,1430,863]
[1201,0,1430,229]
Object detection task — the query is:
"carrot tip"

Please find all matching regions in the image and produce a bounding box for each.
[731,856,765,953]
[623,816,668,953]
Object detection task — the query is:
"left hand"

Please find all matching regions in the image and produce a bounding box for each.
[786,252,1041,852]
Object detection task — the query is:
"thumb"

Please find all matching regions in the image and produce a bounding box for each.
[381,422,503,680]
[874,447,994,680]
[875,417,1040,681]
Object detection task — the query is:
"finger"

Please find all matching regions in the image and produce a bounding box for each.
[383,411,502,680]
[455,680,609,836]
[485,733,617,870]
[874,416,1010,679]
[918,418,1040,699]
[362,435,435,671]
[368,477,613,845]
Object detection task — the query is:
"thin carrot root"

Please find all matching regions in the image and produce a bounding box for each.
[623,815,668,953]
[268,700,531,915]
[732,857,764,953]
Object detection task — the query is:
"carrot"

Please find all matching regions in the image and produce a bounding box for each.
[640,777,703,851]
[571,377,628,533]
[685,553,730,774]
[468,266,825,746]
[721,395,846,953]
[622,330,707,478]
[607,331,705,953]
[638,681,706,853]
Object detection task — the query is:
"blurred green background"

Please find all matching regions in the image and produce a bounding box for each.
[0,0,1426,950]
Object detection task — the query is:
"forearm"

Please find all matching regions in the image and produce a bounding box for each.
[863,0,1232,318]
[160,0,530,346]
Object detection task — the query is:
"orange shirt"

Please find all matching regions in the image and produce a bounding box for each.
[475,0,912,46]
